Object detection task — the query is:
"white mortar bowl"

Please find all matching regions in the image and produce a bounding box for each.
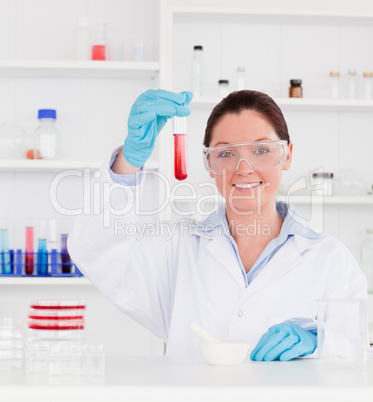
[200,340,251,366]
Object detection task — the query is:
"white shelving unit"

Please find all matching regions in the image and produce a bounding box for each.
[0,60,160,79]
[277,195,373,205]
[0,277,91,285]
[0,159,159,173]
[191,97,373,112]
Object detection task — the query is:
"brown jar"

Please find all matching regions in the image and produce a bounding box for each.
[289,79,302,98]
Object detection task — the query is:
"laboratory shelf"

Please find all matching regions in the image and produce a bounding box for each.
[172,5,373,24]
[0,277,91,285]
[171,195,373,206]
[191,97,373,112]
[0,159,159,173]
[0,60,160,79]
[277,195,373,205]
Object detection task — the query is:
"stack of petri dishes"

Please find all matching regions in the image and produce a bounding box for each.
[26,299,104,376]
[0,318,24,369]
[28,299,86,335]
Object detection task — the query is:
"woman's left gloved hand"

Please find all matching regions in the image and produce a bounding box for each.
[250,323,317,361]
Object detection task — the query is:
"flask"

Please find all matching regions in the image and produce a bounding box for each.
[74,16,90,60]
[360,229,373,293]
[191,45,203,97]
[34,109,59,159]
[347,69,357,99]
[289,79,302,98]
[236,66,246,90]
[363,72,373,100]
[218,80,229,97]
[92,22,107,60]
[329,71,340,99]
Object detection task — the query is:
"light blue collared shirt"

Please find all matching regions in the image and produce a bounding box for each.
[195,202,320,287]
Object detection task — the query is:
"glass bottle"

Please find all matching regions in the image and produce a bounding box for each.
[360,229,373,293]
[236,66,246,90]
[289,79,302,98]
[348,69,357,99]
[74,16,90,60]
[34,109,59,159]
[191,45,203,97]
[218,80,229,97]
[363,72,373,100]
[329,71,340,99]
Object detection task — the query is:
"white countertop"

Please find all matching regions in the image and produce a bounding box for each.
[1,356,373,402]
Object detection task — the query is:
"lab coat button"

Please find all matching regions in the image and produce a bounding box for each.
[237,311,243,317]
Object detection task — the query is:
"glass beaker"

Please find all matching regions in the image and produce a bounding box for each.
[317,299,369,365]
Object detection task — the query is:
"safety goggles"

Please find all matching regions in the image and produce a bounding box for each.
[203,140,288,175]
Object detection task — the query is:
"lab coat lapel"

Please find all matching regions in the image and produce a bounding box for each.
[243,237,303,299]
[204,233,246,290]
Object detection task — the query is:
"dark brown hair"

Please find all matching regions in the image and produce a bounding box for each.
[203,90,290,147]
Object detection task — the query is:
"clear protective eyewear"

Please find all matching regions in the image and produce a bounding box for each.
[203,140,289,175]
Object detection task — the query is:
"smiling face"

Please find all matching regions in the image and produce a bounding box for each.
[208,109,293,214]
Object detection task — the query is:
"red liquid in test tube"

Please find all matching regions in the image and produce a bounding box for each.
[173,116,188,181]
[25,226,34,275]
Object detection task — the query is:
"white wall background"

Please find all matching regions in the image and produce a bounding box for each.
[1,0,373,356]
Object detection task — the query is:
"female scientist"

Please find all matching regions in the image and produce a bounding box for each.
[68,89,367,361]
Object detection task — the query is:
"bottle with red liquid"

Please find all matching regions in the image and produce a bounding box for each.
[173,116,188,181]
[92,22,107,60]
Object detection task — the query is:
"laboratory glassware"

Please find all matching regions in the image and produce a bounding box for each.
[218,80,230,97]
[361,229,373,293]
[61,233,72,273]
[330,71,340,99]
[34,109,59,159]
[236,66,246,90]
[347,69,357,99]
[92,22,107,60]
[0,317,24,369]
[132,39,144,61]
[25,225,34,275]
[289,79,302,98]
[191,45,203,97]
[0,225,11,274]
[363,72,373,100]
[311,172,334,196]
[173,116,188,181]
[74,16,90,60]
[37,219,48,275]
[317,299,369,365]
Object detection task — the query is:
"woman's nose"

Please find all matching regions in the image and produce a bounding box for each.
[235,158,255,175]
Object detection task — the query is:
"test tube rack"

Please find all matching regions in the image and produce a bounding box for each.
[0,250,83,277]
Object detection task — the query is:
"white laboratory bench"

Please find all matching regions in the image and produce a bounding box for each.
[1,356,373,402]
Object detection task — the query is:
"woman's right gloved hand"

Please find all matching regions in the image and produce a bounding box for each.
[123,89,193,168]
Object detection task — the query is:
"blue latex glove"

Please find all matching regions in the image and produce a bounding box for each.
[250,323,317,362]
[123,89,193,168]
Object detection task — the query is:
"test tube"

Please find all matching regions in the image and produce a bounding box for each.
[25,225,34,275]
[61,233,72,273]
[173,116,188,181]
[0,223,11,274]
[48,218,57,252]
[37,219,48,275]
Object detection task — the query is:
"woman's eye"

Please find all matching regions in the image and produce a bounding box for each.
[218,151,234,158]
[254,147,270,155]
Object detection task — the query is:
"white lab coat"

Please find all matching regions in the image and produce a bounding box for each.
[68,153,367,356]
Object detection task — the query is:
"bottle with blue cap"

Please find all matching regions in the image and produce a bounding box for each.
[35,109,59,159]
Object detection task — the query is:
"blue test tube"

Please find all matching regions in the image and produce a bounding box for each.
[0,229,11,274]
[37,219,48,275]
